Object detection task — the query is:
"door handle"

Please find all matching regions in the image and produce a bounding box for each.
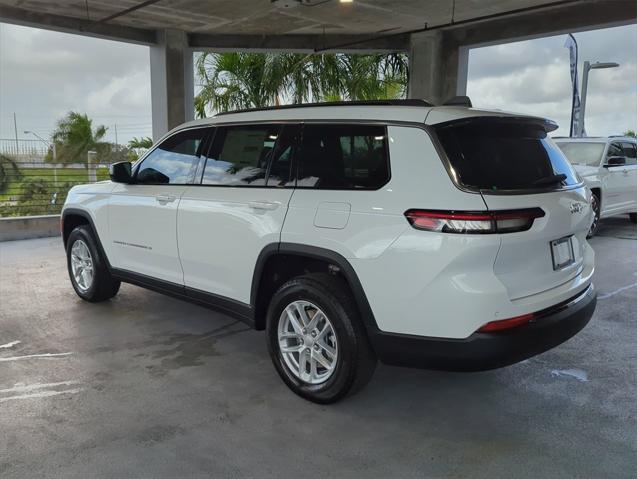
[156,194,177,205]
[248,200,279,211]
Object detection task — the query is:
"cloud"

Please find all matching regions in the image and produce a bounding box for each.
[467,24,637,137]
[0,23,152,143]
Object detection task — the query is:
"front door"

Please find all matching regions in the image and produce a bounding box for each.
[178,123,299,304]
[603,142,634,214]
[109,127,210,285]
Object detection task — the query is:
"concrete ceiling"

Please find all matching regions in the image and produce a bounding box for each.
[0,0,561,35]
[0,0,635,50]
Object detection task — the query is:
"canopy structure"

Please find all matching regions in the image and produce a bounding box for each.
[1,0,635,138]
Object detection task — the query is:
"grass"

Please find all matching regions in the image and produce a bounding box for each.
[0,166,109,202]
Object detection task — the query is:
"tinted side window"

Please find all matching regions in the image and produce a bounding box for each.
[136,128,208,184]
[202,125,281,186]
[296,124,389,190]
[607,143,623,159]
[621,142,637,165]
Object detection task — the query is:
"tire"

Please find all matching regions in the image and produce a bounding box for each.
[266,273,377,404]
[587,193,601,238]
[629,213,637,224]
[66,225,120,302]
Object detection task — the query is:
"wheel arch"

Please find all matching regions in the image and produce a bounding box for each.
[250,243,379,336]
[61,208,112,269]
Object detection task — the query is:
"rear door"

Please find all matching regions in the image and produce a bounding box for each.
[177,123,298,304]
[619,142,637,212]
[109,127,209,284]
[435,118,590,300]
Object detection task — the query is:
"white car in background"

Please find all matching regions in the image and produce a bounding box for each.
[555,137,637,237]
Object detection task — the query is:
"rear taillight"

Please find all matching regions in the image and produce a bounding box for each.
[404,208,544,234]
[478,313,534,332]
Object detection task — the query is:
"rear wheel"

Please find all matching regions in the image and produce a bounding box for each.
[629,213,637,223]
[587,193,601,238]
[266,273,376,403]
[66,225,120,302]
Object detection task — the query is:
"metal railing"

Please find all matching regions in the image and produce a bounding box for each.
[0,138,48,160]
[0,161,110,218]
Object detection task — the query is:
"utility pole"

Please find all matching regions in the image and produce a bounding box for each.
[114,124,118,151]
[13,113,19,155]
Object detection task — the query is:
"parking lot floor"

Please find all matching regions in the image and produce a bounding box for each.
[0,216,635,478]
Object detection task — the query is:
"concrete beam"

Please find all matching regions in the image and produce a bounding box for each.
[444,0,637,49]
[150,30,194,140]
[188,33,409,53]
[0,5,156,45]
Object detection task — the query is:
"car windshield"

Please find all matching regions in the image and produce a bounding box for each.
[555,142,606,166]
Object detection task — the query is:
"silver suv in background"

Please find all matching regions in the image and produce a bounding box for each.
[555,136,637,236]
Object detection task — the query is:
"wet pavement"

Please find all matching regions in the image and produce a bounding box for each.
[0,216,636,478]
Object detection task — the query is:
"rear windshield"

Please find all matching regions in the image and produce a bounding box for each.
[435,120,579,192]
[555,141,605,166]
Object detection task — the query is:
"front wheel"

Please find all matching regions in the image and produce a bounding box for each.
[629,213,637,224]
[587,193,601,238]
[266,273,376,404]
[66,225,120,302]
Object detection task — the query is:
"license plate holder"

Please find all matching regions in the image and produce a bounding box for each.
[551,236,575,271]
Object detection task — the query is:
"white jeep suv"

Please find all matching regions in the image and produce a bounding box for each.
[555,136,637,236]
[62,100,597,403]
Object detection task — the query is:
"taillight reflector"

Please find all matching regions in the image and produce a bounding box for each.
[478,313,534,332]
[404,208,544,234]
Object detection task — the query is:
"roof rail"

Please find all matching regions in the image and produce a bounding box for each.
[443,96,472,107]
[214,99,433,116]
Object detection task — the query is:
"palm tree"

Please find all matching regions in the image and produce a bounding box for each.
[194,52,408,117]
[128,137,153,149]
[50,112,108,164]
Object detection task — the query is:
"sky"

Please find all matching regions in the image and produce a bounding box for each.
[0,22,636,146]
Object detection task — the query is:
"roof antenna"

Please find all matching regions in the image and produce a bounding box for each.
[451,0,456,24]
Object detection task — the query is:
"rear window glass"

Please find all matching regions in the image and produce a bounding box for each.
[555,141,605,166]
[435,121,579,191]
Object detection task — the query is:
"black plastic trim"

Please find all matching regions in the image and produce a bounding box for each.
[250,243,380,335]
[61,208,112,268]
[110,268,255,326]
[371,284,596,371]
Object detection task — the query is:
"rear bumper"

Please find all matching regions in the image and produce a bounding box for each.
[370,284,596,371]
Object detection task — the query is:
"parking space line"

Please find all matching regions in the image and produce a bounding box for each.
[0,381,80,394]
[0,352,73,362]
[0,388,82,403]
[598,282,637,300]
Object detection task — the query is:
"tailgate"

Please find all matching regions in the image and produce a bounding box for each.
[482,187,591,300]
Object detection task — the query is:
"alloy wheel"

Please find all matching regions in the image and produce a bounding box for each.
[70,239,94,292]
[277,300,338,384]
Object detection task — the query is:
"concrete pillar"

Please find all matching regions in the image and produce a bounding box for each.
[408,31,468,105]
[150,29,194,141]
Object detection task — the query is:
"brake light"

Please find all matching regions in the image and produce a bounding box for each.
[478,313,534,332]
[404,208,544,234]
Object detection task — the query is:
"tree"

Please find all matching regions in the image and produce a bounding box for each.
[0,154,21,195]
[48,112,108,164]
[194,52,408,117]
[128,137,153,149]
[623,130,636,138]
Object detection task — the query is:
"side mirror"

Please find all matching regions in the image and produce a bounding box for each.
[109,161,132,183]
[604,156,626,167]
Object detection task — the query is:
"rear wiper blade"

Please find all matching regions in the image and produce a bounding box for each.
[532,173,567,186]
